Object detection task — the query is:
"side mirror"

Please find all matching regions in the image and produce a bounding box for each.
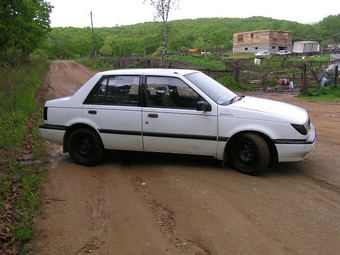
[196,101,211,112]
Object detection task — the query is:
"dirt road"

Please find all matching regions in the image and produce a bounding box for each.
[31,60,340,255]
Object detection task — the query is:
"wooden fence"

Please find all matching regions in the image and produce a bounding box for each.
[116,57,338,93]
[197,61,338,93]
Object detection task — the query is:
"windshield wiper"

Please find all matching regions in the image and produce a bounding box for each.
[228,96,239,104]
[227,95,245,105]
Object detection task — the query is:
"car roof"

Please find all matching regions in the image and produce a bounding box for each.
[69,68,201,104]
[98,68,198,76]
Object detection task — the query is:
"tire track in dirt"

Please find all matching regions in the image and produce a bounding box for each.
[119,152,211,254]
[44,60,96,100]
[162,167,295,255]
[126,153,340,255]
[281,161,340,195]
[75,168,110,254]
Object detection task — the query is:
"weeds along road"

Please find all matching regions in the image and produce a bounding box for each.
[31,60,340,255]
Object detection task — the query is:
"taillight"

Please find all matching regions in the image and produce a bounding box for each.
[43,107,48,120]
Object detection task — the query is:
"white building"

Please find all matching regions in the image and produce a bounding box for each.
[293,41,320,53]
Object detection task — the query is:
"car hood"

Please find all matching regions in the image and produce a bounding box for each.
[227,96,308,124]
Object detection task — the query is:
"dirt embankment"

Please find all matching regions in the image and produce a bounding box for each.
[30,61,340,255]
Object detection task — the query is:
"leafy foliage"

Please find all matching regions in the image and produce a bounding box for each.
[300,85,340,102]
[0,0,52,63]
[43,15,340,60]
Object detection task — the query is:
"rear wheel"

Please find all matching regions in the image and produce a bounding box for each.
[228,133,270,175]
[67,128,104,166]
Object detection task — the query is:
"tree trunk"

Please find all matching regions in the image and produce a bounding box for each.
[161,21,167,67]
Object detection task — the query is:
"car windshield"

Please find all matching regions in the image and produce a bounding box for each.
[185,71,238,105]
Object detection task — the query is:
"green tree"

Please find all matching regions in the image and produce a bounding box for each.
[41,15,340,60]
[317,15,340,44]
[144,0,180,66]
[67,28,94,58]
[102,35,138,56]
[210,29,228,50]
[105,36,121,56]
[70,33,92,58]
[0,0,53,62]
[141,33,161,54]
[47,28,75,59]
[193,37,208,52]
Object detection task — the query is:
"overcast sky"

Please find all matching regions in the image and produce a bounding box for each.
[48,0,340,28]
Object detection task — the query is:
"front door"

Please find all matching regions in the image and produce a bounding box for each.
[142,75,218,156]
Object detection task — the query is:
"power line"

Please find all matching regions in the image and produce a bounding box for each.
[294,31,340,41]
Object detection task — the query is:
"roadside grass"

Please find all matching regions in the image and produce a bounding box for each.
[0,57,49,254]
[299,85,340,102]
[0,60,45,153]
[77,57,116,71]
[165,55,226,69]
[77,54,227,70]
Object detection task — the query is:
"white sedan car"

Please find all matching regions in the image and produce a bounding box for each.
[39,69,316,175]
[254,51,270,57]
[276,50,291,55]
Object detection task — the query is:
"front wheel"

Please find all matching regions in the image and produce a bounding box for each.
[228,133,270,175]
[67,128,104,166]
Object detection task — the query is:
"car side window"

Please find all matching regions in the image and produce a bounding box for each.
[84,75,140,106]
[146,76,203,109]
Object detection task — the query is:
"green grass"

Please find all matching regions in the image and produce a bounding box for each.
[299,84,340,102]
[217,75,253,92]
[0,60,47,153]
[165,55,226,69]
[77,57,117,71]
[0,56,50,253]
[12,164,44,240]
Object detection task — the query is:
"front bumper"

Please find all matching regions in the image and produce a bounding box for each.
[275,124,317,162]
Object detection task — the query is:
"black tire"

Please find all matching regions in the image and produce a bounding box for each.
[67,128,104,166]
[228,133,270,175]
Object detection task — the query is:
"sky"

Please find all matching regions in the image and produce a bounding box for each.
[48,0,340,28]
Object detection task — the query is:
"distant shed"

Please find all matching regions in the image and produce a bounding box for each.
[293,41,320,53]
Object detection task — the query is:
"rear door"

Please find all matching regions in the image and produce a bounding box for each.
[82,75,143,151]
[142,75,218,156]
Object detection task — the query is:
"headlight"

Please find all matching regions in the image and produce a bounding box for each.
[291,118,311,135]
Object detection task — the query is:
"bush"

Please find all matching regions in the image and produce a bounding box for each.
[300,85,340,102]
[217,75,251,91]
[77,57,118,71]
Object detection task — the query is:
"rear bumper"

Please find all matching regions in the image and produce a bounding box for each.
[39,124,66,146]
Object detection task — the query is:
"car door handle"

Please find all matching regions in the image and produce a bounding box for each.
[148,113,158,118]
[88,110,97,115]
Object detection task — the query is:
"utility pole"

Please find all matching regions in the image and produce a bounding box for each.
[90,11,97,58]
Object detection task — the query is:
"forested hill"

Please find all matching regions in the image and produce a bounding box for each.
[43,15,340,59]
